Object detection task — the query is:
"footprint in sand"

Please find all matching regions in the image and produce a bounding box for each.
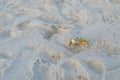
[85,59,106,80]
[0,51,14,59]
[0,13,13,21]
[100,13,120,24]
[15,18,42,31]
[59,58,91,80]
[106,67,120,80]
[16,19,40,30]
[45,24,70,39]
[16,21,29,30]
[1,47,38,80]
[0,59,9,76]
[109,0,120,4]
[0,30,18,42]
[55,0,93,26]
[0,24,5,32]
[32,61,64,80]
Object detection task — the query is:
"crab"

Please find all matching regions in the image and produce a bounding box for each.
[68,37,89,50]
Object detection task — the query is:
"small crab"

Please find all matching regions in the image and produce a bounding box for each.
[68,37,89,50]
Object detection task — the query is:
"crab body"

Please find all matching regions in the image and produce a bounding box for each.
[68,38,89,50]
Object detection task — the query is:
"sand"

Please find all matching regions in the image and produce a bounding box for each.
[0,0,120,80]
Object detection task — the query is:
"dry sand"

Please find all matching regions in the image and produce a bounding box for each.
[0,0,120,80]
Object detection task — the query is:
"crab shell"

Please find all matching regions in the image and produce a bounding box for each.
[79,40,89,50]
[79,40,89,45]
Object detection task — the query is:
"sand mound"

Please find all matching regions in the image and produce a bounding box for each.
[0,0,120,80]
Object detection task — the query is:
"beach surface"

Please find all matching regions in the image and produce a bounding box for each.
[0,0,120,80]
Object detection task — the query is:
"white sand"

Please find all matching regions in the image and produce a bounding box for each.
[0,0,120,80]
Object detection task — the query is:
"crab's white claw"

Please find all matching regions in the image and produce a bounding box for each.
[71,39,76,43]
